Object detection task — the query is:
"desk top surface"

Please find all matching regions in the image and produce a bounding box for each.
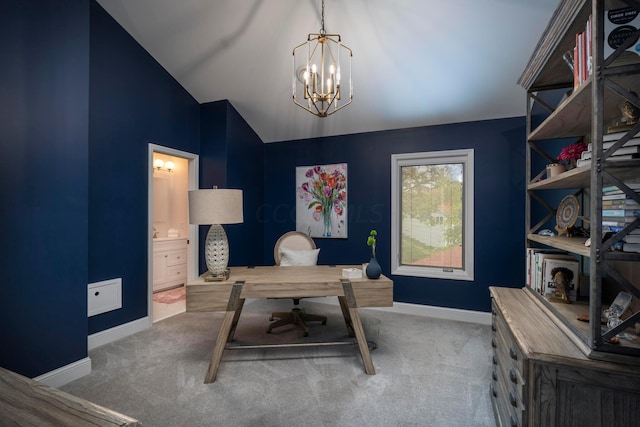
[186,265,393,310]
[190,265,392,286]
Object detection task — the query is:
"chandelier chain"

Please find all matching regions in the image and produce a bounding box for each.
[320,0,326,35]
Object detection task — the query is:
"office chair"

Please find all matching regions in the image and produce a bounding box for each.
[266,231,327,337]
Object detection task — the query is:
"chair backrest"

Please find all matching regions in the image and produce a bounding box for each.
[274,231,316,265]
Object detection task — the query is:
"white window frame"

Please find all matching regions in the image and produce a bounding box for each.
[391,149,474,281]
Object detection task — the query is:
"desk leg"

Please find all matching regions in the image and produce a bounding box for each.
[204,282,243,384]
[338,296,355,337]
[341,280,375,375]
[227,298,245,343]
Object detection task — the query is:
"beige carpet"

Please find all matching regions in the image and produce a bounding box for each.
[62,299,495,427]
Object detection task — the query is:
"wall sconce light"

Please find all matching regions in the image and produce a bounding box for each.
[153,159,174,172]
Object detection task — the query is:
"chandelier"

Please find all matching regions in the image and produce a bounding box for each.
[292,0,352,117]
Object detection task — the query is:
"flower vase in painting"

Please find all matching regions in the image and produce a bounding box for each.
[296,163,347,238]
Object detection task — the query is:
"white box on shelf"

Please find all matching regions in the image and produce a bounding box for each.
[342,268,362,279]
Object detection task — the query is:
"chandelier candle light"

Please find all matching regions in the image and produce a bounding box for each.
[292,0,352,117]
[188,187,243,281]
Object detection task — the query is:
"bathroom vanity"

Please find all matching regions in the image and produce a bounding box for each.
[152,238,188,293]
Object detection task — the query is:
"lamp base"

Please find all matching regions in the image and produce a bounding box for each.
[202,269,230,282]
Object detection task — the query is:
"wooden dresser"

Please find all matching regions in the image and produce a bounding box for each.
[489,286,640,427]
[0,367,140,426]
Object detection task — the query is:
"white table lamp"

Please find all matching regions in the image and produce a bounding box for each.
[189,187,243,281]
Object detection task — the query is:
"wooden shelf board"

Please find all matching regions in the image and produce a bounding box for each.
[528,165,590,190]
[518,0,591,90]
[524,287,640,359]
[528,163,640,190]
[519,0,636,90]
[529,74,640,141]
[528,234,591,257]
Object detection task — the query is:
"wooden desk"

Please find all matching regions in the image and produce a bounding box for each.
[186,265,393,383]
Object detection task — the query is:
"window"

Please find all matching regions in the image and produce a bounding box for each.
[391,149,474,281]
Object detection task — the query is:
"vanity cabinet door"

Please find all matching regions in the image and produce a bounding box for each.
[153,251,168,286]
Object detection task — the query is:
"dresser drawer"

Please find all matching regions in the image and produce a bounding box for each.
[166,249,187,267]
[153,238,187,252]
[493,304,524,377]
[166,264,186,283]
[492,368,523,427]
[492,302,526,427]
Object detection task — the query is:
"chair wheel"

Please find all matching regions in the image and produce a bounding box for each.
[322,320,327,325]
[269,317,274,321]
[266,329,272,334]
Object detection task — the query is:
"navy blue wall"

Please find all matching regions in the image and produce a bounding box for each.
[264,118,527,312]
[87,2,201,334]
[0,0,90,377]
[199,101,264,270]
[0,0,529,378]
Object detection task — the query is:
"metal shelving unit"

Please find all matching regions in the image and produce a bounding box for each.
[519,0,640,363]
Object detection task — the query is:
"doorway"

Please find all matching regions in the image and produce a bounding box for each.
[148,144,199,323]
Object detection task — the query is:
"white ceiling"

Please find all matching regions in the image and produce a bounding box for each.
[96,0,559,143]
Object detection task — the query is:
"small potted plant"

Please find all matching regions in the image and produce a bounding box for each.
[557,140,588,169]
[365,230,381,279]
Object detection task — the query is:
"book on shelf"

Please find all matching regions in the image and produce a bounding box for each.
[581,145,640,159]
[588,137,640,151]
[527,249,575,295]
[602,192,639,200]
[606,225,640,233]
[602,182,640,193]
[603,129,640,142]
[604,6,640,63]
[577,154,640,167]
[542,257,579,302]
[602,209,640,217]
[613,241,640,253]
[602,199,640,208]
[603,219,636,227]
[624,234,640,244]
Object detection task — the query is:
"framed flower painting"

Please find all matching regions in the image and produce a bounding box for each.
[296,163,348,238]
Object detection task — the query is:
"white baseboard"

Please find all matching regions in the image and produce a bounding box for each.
[88,316,152,351]
[33,357,92,388]
[305,298,492,325]
[32,317,153,388]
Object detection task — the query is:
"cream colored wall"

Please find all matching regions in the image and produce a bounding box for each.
[152,154,188,238]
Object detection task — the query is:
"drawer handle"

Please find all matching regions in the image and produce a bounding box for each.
[491,339,497,348]
[491,324,496,331]
[94,291,100,296]
[492,356,497,366]
[509,391,518,407]
[491,384,497,398]
[492,370,497,381]
[509,347,518,361]
[509,368,517,384]
[510,415,519,427]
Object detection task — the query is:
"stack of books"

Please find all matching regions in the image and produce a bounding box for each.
[576,130,640,167]
[526,248,579,301]
[603,181,640,253]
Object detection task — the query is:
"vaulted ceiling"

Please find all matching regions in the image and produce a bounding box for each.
[96,0,559,143]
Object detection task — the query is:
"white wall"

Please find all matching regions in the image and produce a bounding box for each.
[152,154,188,238]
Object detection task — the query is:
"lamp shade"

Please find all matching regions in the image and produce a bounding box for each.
[188,189,243,225]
